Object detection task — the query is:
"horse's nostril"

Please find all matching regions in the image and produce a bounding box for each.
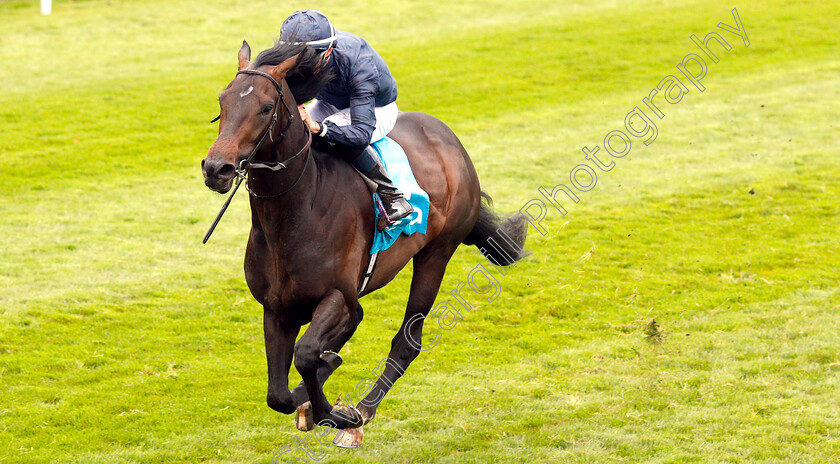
[202,157,235,180]
[219,164,235,178]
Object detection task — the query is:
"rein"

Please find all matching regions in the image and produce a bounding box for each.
[203,69,312,244]
[242,130,311,198]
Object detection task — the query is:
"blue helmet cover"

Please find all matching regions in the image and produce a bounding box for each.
[280,10,336,50]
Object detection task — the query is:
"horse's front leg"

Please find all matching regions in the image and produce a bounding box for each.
[263,306,305,414]
[291,303,363,431]
[294,289,363,429]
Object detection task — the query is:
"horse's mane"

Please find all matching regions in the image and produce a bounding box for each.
[253,40,334,105]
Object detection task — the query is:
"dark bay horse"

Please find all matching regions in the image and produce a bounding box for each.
[201,40,527,441]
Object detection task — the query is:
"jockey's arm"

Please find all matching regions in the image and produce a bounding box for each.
[320,56,379,150]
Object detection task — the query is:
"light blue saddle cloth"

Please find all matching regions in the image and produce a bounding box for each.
[370,137,429,254]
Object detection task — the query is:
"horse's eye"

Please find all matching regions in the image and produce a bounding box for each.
[261,104,274,114]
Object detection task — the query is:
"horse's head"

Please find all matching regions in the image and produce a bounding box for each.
[202,41,299,193]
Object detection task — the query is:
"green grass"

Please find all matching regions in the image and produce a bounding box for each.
[1,0,839,462]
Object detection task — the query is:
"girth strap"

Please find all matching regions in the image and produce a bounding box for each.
[357,252,379,296]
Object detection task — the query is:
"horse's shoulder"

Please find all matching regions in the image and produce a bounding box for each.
[311,148,358,181]
[310,148,372,209]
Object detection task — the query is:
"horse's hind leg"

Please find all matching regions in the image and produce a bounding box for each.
[294,289,365,429]
[356,241,459,424]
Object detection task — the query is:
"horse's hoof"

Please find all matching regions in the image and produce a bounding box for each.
[333,426,364,448]
[294,401,315,431]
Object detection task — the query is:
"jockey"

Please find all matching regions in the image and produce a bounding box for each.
[280,10,413,231]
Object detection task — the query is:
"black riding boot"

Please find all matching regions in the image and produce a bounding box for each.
[352,146,414,231]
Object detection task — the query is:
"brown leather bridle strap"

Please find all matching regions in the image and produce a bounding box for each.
[233,69,294,165]
[244,131,312,199]
[202,70,313,243]
[230,69,312,197]
[247,130,311,172]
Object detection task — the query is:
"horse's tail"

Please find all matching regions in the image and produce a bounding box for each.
[462,191,529,266]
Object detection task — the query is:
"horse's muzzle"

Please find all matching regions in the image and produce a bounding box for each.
[202,156,236,193]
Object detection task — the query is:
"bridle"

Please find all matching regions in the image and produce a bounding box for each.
[203,69,312,243]
[232,69,310,186]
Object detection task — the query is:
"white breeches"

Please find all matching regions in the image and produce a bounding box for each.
[305,99,399,144]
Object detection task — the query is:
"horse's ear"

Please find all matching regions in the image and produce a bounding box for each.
[268,54,300,81]
[238,40,251,71]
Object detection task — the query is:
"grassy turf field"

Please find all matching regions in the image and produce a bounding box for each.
[1,0,838,462]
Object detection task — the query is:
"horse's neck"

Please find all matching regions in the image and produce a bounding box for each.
[248,151,319,236]
[249,149,367,252]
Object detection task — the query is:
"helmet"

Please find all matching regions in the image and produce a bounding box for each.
[280,10,337,50]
